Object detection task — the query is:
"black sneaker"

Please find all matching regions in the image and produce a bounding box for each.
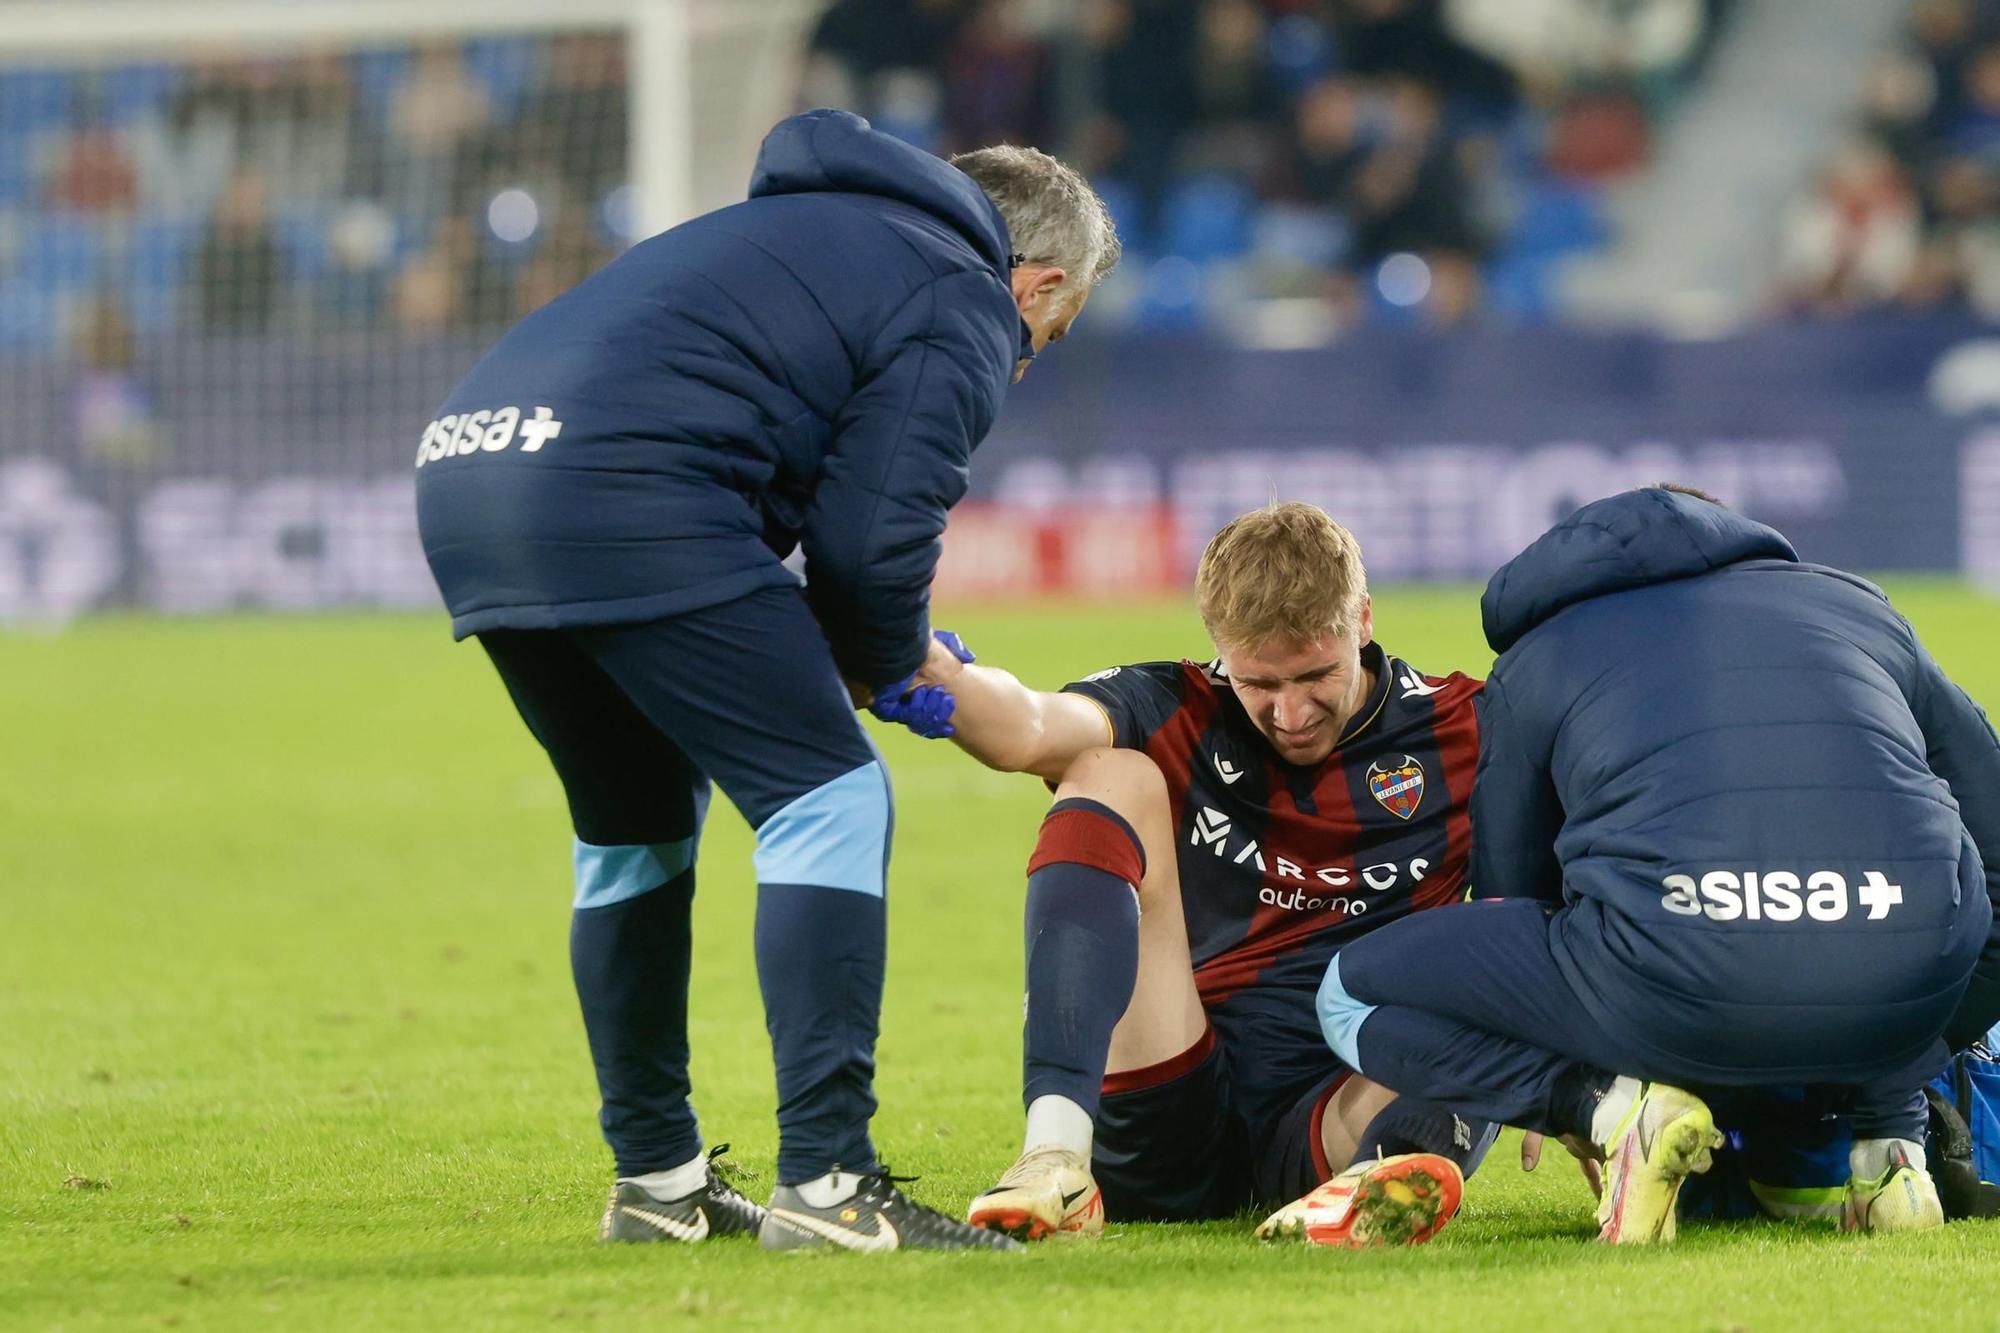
[760,1171,1022,1252]
[600,1145,768,1243]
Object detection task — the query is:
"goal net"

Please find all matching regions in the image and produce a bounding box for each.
[0,0,820,622]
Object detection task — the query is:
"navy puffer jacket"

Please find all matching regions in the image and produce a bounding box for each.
[416,110,1029,688]
[1472,488,2000,1082]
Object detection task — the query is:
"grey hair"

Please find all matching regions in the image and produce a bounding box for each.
[950,144,1121,290]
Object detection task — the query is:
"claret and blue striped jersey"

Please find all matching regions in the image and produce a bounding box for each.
[1064,643,1481,1005]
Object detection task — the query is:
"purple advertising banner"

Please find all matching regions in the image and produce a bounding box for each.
[1,316,1997,621]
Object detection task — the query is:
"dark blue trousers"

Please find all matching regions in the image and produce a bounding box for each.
[480,583,892,1183]
[1318,899,1934,1142]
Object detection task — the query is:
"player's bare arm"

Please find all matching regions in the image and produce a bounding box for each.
[914,633,1113,782]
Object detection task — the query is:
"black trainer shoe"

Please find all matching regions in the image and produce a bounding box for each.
[760,1171,1022,1252]
[600,1145,768,1243]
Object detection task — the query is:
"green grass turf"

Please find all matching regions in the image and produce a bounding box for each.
[5,581,1999,1331]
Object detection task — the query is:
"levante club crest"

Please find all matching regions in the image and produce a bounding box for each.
[1366,755,1425,820]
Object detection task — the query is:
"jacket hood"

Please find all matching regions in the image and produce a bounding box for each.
[750,109,1015,278]
[1481,488,1798,653]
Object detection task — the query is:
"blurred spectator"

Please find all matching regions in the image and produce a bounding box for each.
[1358,80,1482,249]
[512,215,613,315]
[1290,76,1370,206]
[1909,153,2000,312]
[1780,1,2000,317]
[393,219,472,333]
[809,0,965,88]
[1287,76,1486,267]
[1348,0,1516,112]
[385,42,494,226]
[1910,0,1980,135]
[257,50,362,204]
[510,34,629,204]
[940,0,1053,153]
[321,199,399,327]
[138,59,256,217]
[1860,50,1941,168]
[194,168,284,333]
[45,126,138,214]
[1178,0,1290,183]
[1777,138,1923,315]
[803,0,965,149]
[1951,41,2000,158]
[393,43,493,160]
[1080,0,1201,222]
[68,296,165,468]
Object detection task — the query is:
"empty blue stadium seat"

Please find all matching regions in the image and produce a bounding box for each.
[123,272,184,335]
[275,214,330,279]
[1130,256,1211,332]
[1162,175,1253,262]
[0,134,35,207]
[1252,203,1350,269]
[125,217,198,288]
[0,276,57,346]
[0,70,79,134]
[465,37,539,113]
[18,216,107,290]
[1507,181,1610,258]
[1266,14,1336,94]
[350,48,413,117]
[100,63,184,125]
[1092,176,1149,259]
[1483,251,1555,323]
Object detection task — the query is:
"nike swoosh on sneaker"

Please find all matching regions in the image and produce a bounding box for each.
[1060,1186,1091,1209]
[768,1207,900,1253]
[623,1204,709,1242]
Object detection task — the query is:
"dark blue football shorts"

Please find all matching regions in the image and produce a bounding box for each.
[1091,987,1352,1220]
[475,582,882,857]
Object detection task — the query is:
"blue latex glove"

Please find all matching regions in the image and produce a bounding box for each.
[868,631,977,739]
[932,630,976,667]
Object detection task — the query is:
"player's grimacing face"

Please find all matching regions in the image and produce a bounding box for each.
[1218,601,1376,766]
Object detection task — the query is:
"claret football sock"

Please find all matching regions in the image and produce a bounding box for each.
[1021,798,1145,1128]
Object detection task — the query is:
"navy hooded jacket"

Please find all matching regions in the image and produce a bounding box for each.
[1472,488,2000,1084]
[414,110,1029,689]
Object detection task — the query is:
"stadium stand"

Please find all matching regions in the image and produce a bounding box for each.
[1777,0,2000,317]
[0,32,630,352]
[802,0,1729,330]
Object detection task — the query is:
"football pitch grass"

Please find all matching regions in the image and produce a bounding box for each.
[6,582,1999,1331]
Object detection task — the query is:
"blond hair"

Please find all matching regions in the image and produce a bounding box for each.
[1195,502,1368,649]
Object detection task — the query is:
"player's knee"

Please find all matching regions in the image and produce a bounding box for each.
[572,836,697,909]
[1054,746,1169,828]
[751,760,892,897]
[1316,954,1375,1071]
